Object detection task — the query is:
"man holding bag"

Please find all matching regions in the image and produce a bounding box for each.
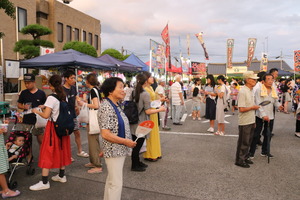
[18,74,46,146]
[63,70,89,160]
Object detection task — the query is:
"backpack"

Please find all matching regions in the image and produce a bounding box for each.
[193,87,199,97]
[50,94,75,138]
[123,91,139,124]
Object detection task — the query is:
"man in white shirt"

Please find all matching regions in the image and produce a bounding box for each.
[170,75,184,125]
[155,79,170,130]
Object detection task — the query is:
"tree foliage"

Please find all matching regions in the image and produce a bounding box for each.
[101,48,124,60]
[14,24,53,59]
[0,0,15,38]
[20,24,52,40]
[14,39,54,59]
[63,41,98,57]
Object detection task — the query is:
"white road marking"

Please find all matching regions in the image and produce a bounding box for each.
[180,113,188,122]
[201,114,231,124]
[160,131,238,137]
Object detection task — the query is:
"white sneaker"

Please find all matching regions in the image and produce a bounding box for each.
[29,181,50,191]
[219,131,225,136]
[51,174,67,183]
[207,127,214,133]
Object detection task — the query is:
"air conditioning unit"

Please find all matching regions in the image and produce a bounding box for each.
[62,0,73,4]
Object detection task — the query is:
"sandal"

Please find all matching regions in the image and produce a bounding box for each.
[77,151,89,158]
[87,167,102,174]
[2,190,21,199]
[84,163,96,168]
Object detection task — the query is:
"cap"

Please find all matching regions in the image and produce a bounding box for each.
[243,71,259,80]
[23,74,35,82]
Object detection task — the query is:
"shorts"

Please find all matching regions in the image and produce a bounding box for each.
[193,105,201,111]
[232,100,237,106]
[73,118,79,131]
[32,127,44,136]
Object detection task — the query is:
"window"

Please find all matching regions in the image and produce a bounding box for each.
[94,35,99,50]
[74,28,79,41]
[82,31,86,42]
[36,11,48,20]
[57,22,63,42]
[66,25,72,42]
[18,7,27,31]
[88,33,92,45]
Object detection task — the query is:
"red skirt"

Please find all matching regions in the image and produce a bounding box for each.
[38,121,72,169]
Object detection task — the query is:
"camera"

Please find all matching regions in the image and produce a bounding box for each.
[63,0,73,4]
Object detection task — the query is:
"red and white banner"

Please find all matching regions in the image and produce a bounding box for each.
[161,24,170,68]
[260,53,268,72]
[40,46,55,56]
[294,50,300,72]
[246,38,257,68]
[226,39,234,69]
[195,32,209,60]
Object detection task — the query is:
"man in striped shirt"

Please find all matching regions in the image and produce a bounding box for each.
[170,75,184,125]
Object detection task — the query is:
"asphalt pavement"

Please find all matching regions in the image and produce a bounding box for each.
[5,100,300,200]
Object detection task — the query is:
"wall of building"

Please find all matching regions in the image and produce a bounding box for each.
[0,0,101,68]
[0,0,37,66]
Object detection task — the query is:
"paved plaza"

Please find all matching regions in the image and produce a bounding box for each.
[6,100,300,200]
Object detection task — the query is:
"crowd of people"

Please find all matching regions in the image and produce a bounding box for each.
[0,68,299,199]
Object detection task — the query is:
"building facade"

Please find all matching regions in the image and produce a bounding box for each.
[0,0,101,75]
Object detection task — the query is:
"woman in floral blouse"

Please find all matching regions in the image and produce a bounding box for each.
[98,77,136,200]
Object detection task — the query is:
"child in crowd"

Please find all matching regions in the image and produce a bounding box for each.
[191,85,203,120]
[230,83,239,115]
[6,135,25,162]
[191,78,203,120]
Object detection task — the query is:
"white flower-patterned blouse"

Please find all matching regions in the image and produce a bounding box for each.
[98,99,132,158]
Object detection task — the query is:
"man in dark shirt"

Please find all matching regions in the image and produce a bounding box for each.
[63,70,89,159]
[18,74,46,146]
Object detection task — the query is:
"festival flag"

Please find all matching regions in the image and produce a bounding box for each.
[181,57,191,74]
[187,34,190,57]
[195,32,209,60]
[226,39,234,69]
[161,24,171,68]
[294,50,300,72]
[260,53,268,71]
[246,38,257,68]
[40,46,55,55]
[150,39,165,75]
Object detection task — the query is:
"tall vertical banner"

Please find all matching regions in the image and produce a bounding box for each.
[246,38,257,68]
[294,50,300,72]
[181,57,191,74]
[161,24,171,69]
[187,34,190,57]
[195,32,209,60]
[226,39,234,69]
[150,39,165,75]
[260,53,268,71]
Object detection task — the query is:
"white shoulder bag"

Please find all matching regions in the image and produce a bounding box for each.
[88,88,101,134]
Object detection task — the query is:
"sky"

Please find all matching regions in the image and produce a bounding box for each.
[68,0,300,68]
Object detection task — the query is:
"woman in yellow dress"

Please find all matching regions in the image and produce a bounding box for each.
[143,72,166,161]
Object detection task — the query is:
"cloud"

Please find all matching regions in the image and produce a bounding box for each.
[69,0,298,66]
